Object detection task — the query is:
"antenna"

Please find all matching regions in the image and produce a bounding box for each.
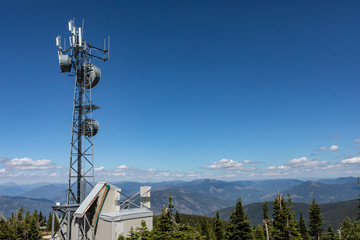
[108,35,111,60]
[68,20,73,32]
[79,27,82,47]
[56,36,61,48]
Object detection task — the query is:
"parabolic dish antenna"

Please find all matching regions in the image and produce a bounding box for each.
[59,54,72,72]
[82,63,101,88]
[82,119,99,137]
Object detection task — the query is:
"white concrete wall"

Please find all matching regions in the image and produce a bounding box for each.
[102,187,119,212]
[96,218,112,240]
[114,217,153,239]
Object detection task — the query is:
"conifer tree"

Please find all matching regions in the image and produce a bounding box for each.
[214,211,224,240]
[151,193,203,239]
[262,202,269,220]
[28,213,41,240]
[272,193,301,239]
[322,224,338,240]
[226,198,252,240]
[155,194,175,233]
[175,211,181,224]
[126,226,140,240]
[308,198,323,240]
[46,212,51,231]
[201,218,215,240]
[253,224,265,239]
[8,213,17,239]
[0,217,11,239]
[339,217,352,240]
[38,211,44,227]
[299,211,310,240]
[262,201,271,240]
[135,220,150,239]
[25,210,31,226]
[15,207,25,239]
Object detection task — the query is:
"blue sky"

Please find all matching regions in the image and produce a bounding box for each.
[1,0,360,183]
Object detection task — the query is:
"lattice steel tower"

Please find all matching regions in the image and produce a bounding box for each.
[56,19,109,204]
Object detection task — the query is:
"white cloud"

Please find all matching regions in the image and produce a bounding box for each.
[318,147,328,151]
[286,157,327,168]
[266,157,327,177]
[95,166,104,171]
[117,165,129,171]
[317,145,339,151]
[266,165,289,170]
[329,145,339,151]
[186,172,201,177]
[263,172,281,176]
[93,164,205,182]
[355,139,360,143]
[278,165,289,170]
[205,159,244,170]
[1,157,57,170]
[341,156,360,164]
[204,158,256,172]
[321,164,340,170]
[113,172,126,176]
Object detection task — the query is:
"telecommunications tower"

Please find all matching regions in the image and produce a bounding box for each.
[52,19,109,239]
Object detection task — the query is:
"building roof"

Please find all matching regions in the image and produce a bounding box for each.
[100,208,153,222]
[74,182,107,218]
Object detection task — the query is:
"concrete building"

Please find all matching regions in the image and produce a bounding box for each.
[69,182,153,239]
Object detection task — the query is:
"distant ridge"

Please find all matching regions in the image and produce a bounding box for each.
[0,177,358,217]
[0,195,54,217]
[208,199,358,229]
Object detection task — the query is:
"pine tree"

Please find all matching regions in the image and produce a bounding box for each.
[322,224,338,240]
[117,234,126,240]
[308,198,323,240]
[175,211,181,224]
[15,207,25,239]
[0,217,11,239]
[253,224,265,239]
[135,220,150,239]
[338,217,360,240]
[272,193,301,240]
[126,226,140,240]
[298,211,310,240]
[213,211,224,240]
[262,201,271,240]
[8,213,17,239]
[29,211,41,240]
[201,218,215,240]
[339,217,352,240]
[38,211,44,227]
[226,198,252,240]
[155,194,175,234]
[46,212,52,231]
[262,202,269,220]
[24,210,31,226]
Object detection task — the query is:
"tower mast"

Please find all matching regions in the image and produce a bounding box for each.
[52,19,109,239]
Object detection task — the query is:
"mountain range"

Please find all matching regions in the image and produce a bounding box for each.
[0,177,358,217]
[208,199,359,229]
